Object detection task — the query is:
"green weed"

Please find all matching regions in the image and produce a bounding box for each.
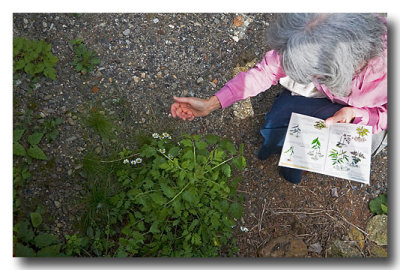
[13,37,58,81]
[369,194,387,215]
[14,212,63,257]
[70,39,101,74]
[83,108,115,141]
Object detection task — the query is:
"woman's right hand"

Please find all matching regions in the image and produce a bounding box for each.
[170,96,221,121]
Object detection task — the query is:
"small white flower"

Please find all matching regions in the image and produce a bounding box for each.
[131,160,137,165]
[152,133,160,139]
[135,158,142,164]
[162,132,171,139]
[159,148,166,154]
[240,226,249,232]
[123,159,130,164]
[168,154,174,159]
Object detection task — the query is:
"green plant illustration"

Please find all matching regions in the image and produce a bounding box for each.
[289,125,301,137]
[329,149,349,171]
[284,146,294,161]
[308,137,323,160]
[71,39,101,74]
[349,150,365,167]
[353,126,370,142]
[13,37,58,81]
[314,120,326,130]
[336,133,352,148]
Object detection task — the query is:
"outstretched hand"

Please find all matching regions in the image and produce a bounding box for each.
[170,96,221,121]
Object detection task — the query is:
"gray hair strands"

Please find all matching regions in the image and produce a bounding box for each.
[267,13,386,97]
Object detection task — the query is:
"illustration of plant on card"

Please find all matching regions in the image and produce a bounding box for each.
[314,120,326,130]
[353,126,370,142]
[349,150,366,168]
[308,137,323,160]
[329,148,350,171]
[284,146,294,161]
[336,133,352,148]
[289,124,301,138]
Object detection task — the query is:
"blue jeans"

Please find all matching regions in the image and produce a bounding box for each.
[257,90,345,184]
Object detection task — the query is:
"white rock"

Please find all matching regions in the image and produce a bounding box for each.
[230,35,239,42]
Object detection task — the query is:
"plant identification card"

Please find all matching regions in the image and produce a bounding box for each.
[278,113,372,184]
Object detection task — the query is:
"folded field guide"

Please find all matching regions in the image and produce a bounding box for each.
[279,113,372,184]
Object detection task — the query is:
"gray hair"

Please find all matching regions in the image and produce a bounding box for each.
[267,13,386,97]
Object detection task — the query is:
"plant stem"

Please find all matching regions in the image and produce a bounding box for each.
[161,152,187,172]
[133,189,162,201]
[165,182,191,205]
[193,141,196,169]
[205,157,234,174]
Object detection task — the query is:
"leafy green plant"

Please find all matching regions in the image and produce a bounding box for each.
[13,165,31,212]
[314,120,326,130]
[308,137,323,160]
[42,117,63,142]
[356,126,370,138]
[13,37,58,81]
[14,213,63,257]
[284,146,294,160]
[369,194,387,215]
[329,149,349,166]
[78,132,246,257]
[64,234,90,256]
[13,128,47,160]
[71,39,101,74]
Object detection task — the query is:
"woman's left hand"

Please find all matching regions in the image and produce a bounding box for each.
[325,107,356,127]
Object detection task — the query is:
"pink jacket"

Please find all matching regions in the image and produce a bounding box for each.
[215,48,387,134]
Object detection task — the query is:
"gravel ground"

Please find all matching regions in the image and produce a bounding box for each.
[13,13,388,257]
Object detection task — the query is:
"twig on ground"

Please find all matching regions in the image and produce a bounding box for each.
[258,201,267,238]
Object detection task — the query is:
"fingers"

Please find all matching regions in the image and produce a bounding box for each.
[324,117,335,127]
[170,102,179,118]
[171,102,194,121]
[325,116,346,127]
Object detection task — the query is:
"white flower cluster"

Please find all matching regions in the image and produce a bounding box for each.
[152,132,172,140]
[123,158,142,165]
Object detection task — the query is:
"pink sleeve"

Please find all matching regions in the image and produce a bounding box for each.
[214,50,286,109]
[353,105,387,134]
[349,47,387,134]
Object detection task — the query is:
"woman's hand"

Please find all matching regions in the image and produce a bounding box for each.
[170,96,221,121]
[325,107,356,126]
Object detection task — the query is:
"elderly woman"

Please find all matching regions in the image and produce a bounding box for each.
[170,13,387,184]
